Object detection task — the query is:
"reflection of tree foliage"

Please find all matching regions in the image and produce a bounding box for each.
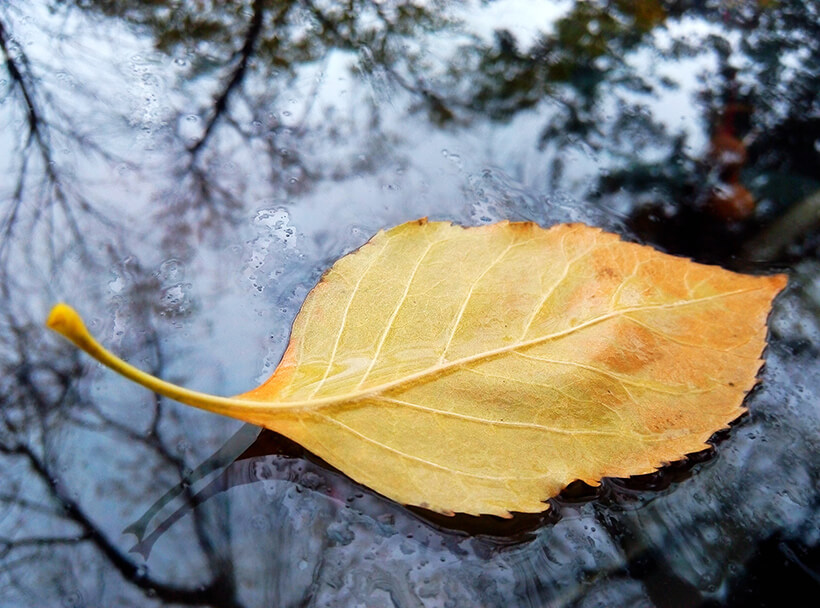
[456,0,817,209]
[17,0,815,263]
[66,0,819,260]
[455,0,666,122]
[593,1,818,263]
[409,0,817,264]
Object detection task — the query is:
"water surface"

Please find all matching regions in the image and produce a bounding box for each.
[1,1,817,606]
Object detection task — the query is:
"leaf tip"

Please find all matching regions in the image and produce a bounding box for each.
[771,272,789,292]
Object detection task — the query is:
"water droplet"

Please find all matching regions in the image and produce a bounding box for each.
[108,275,125,294]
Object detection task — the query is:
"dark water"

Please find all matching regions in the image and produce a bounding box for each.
[1,1,818,606]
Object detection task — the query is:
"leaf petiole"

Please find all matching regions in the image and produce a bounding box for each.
[45,303,266,418]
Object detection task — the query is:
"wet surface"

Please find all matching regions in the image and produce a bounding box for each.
[1,1,818,606]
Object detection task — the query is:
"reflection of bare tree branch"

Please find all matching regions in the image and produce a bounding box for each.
[0,14,122,285]
[3,442,243,608]
[0,494,71,520]
[51,316,243,592]
[0,18,43,149]
[188,0,267,156]
[0,533,91,559]
[0,281,241,604]
[0,15,48,260]
[302,0,458,123]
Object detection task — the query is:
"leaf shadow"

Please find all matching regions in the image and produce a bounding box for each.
[124,418,741,558]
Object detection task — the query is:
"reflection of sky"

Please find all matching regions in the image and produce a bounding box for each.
[651,17,740,156]
[466,0,571,46]
[2,1,731,258]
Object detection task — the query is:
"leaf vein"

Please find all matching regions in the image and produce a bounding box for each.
[439,239,521,362]
[356,238,437,389]
[520,231,575,339]
[379,396,652,439]
[309,239,388,397]
[511,351,717,395]
[313,413,540,481]
[623,314,760,359]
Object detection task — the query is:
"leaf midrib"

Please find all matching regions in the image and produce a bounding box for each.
[235,286,760,413]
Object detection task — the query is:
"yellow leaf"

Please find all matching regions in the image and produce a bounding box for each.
[46,220,787,517]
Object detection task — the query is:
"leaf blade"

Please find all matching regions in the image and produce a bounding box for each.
[241,221,785,515]
[47,220,787,516]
